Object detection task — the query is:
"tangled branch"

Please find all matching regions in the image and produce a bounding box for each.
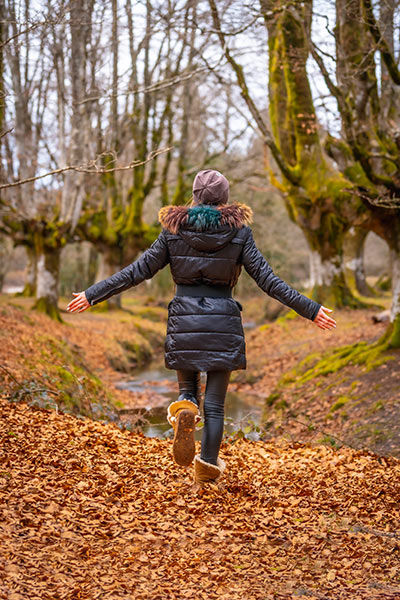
[0,147,172,190]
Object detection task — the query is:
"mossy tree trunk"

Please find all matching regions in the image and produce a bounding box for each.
[333,0,400,336]
[19,245,37,297]
[308,248,358,307]
[387,246,400,348]
[96,246,124,310]
[33,233,63,322]
[371,215,400,348]
[378,0,398,126]
[0,234,11,292]
[343,227,376,297]
[261,0,364,307]
[86,244,98,288]
[0,215,38,297]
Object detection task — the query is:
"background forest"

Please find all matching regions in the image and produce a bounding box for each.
[0,0,399,334]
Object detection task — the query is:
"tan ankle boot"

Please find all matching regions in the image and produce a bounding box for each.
[167,399,200,467]
[194,454,226,486]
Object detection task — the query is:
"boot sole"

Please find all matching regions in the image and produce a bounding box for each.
[173,410,196,467]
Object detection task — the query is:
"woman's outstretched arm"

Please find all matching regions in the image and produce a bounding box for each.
[67,231,169,313]
[240,228,336,330]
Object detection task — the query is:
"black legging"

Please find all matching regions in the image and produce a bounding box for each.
[176,369,231,465]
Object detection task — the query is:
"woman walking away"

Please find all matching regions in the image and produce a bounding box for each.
[67,169,336,487]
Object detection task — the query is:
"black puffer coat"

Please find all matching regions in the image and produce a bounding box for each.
[84,203,321,372]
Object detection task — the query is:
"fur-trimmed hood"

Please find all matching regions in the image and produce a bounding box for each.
[158,202,253,234]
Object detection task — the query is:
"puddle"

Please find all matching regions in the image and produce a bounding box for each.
[116,360,263,440]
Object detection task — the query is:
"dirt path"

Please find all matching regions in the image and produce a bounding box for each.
[1,397,399,600]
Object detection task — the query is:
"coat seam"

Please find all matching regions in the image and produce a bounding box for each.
[168,313,241,317]
[170,255,238,261]
[167,332,244,336]
[165,349,246,355]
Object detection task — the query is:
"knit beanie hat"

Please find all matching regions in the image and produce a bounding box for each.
[192,169,230,205]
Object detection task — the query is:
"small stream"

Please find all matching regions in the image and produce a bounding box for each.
[116,360,263,440]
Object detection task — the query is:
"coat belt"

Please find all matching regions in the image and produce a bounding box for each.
[175,283,232,298]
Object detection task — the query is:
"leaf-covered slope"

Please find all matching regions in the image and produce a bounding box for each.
[1,398,399,600]
[232,308,400,458]
[0,297,166,417]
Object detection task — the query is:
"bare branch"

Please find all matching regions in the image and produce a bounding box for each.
[346,187,400,209]
[361,0,400,85]
[193,14,261,37]
[77,59,225,105]
[0,128,13,139]
[0,147,172,190]
[1,19,45,49]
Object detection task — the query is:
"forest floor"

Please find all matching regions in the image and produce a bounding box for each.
[1,294,400,598]
[1,395,400,600]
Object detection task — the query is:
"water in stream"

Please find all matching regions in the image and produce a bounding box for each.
[116,361,263,440]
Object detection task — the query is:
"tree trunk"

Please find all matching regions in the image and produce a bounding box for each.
[385,247,400,348]
[0,0,5,165]
[307,246,361,307]
[87,244,99,288]
[18,245,37,297]
[379,0,398,125]
[33,244,62,321]
[343,227,376,297]
[96,249,123,310]
[261,0,362,307]
[0,235,10,292]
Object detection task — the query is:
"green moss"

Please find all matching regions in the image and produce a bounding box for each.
[276,309,299,324]
[281,351,321,384]
[266,392,281,406]
[375,273,391,292]
[325,376,348,391]
[171,174,187,206]
[384,315,400,349]
[368,399,384,414]
[287,339,395,386]
[32,297,63,323]
[88,224,102,239]
[133,306,166,322]
[275,398,288,410]
[15,282,35,298]
[343,162,375,187]
[329,395,351,413]
[56,366,76,384]
[120,339,153,367]
[104,226,118,245]
[350,380,361,390]
[354,424,392,443]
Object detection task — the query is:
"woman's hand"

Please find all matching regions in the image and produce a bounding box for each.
[313,305,336,330]
[67,291,90,313]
